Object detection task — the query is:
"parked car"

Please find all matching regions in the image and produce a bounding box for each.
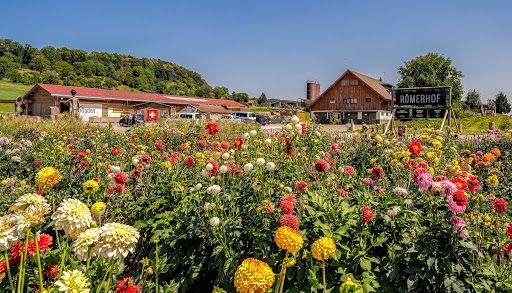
[119,114,145,127]
[256,114,271,125]
[269,116,285,124]
[233,112,256,122]
[219,115,242,122]
[166,113,202,123]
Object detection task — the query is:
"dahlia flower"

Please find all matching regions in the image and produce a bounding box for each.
[266,162,275,171]
[0,215,18,251]
[243,163,253,172]
[222,153,230,160]
[452,216,466,230]
[8,202,50,237]
[280,215,299,231]
[13,193,47,211]
[256,158,265,166]
[493,198,507,214]
[115,277,141,293]
[83,180,99,194]
[275,226,303,253]
[314,160,329,173]
[35,167,62,190]
[362,207,373,222]
[91,202,106,217]
[52,199,92,235]
[447,195,467,214]
[387,206,401,217]
[416,172,433,190]
[95,223,139,259]
[234,258,275,293]
[311,237,336,260]
[210,217,220,227]
[54,269,90,293]
[392,187,408,197]
[73,228,100,260]
[264,138,272,145]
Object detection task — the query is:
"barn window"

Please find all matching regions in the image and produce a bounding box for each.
[343,99,348,104]
[330,99,335,104]
[350,80,358,85]
[366,98,371,103]
[341,80,350,86]
[351,99,357,104]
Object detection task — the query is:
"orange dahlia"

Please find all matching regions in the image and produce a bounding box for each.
[275,226,303,253]
[35,167,62,190]
[234,258,275,293]
[311,237,336,260]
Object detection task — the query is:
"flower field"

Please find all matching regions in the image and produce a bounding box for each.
[1,116,512,293]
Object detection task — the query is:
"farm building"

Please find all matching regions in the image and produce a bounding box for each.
[310,70,392,124]
[20,84,246,121]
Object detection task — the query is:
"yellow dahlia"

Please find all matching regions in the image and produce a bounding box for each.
[51,199,92,235]
[73,228,100,260]
[7,202,50,237]
[234,258,275,293]
[0,215,18,251]
[311,237,336,260]
[275,226,303,253]
[91,202,106,217]
[35,167,62,190]
[13,193,47,211]
[82,180,99,194]
[95,223,139,259]
[54,269,90,293]
[340,277,360,293]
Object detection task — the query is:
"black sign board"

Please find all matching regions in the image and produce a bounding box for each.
[395,90,447,106]
[429,108,446,118]
[412,109,427,119]
[395,109,410,120]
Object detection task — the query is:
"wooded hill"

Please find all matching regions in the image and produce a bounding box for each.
[0,39,236,100]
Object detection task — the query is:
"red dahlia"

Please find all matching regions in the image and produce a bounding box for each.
[114,184,124,194]
[413,168,429,182]
[406,160,418,170]
[314,159,329,173]
[265,203,275,213]
[507,223,512,239]
[206,160,219,177]
[115,277,141,293]
[184,156,194,167]
[198,140,207,150]
[131,170,141,179]
[280,194,296,207]
[450,178,468,190]
[154,140,166,151]
[408,141,422,156]
[205,122,220,136]
[452,190,468,206]
[343,166,354,176]
[44,265,59,279]
[114,172,128,184]
[112,147,120,155]
[280,215,299,231]
[371,167,383,180]
[140,155,151,164]
[362,207,373,222]
[280,200,294,215]
[435,176,448,182]
[295,181,308,193]
[493,198,507,214]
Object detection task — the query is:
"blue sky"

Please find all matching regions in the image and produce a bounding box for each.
[2,0,512,102]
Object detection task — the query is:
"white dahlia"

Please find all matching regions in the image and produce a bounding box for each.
[95,223,139,259]
[13,193,48,211]
[244,163,253,172]
[54,269,90,293]
[7,202,50,238]
[0,215,18,251]
[51,199,92,235]
[256,158,265,166]
[73,228,100,260]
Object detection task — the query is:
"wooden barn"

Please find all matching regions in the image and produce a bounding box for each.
[310,70,392,124]
[21,84,245,121]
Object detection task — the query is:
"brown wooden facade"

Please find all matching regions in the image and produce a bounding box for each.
[310,70,392,125]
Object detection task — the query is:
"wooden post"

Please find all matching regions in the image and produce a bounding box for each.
[456,123,462,134]
[489,122,495,131]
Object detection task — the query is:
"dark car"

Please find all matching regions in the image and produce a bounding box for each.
[119,114,145,127]
[256,114,270,125]
[269,116,285,124]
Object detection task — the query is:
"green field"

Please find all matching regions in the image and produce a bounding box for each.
[0,79,32,100]
[394,114,512,135]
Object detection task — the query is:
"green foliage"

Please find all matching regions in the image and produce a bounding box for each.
[258,92,267,106]
[0,39,226,98]
[495,91,511,114]
[465,89,482,111]
[397,52,464,103]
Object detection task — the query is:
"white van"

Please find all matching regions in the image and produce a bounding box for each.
[233,112,256,122]
[166,113,202,123]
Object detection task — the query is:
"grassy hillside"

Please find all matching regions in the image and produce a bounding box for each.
[0,79,32,100]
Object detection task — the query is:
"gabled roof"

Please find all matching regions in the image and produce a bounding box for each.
[23,84,246,107]
[192,104,232,114]
[310,70,392,107]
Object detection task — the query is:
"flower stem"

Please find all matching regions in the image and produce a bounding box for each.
[18,232,30,293]
[96,258,115,293]
[322,258,326,293]
[57,237,69,280]
[155,242,160,293]
[86,247,92,276]
[4,251,15,293]
[277,251,289,293]
[34,233,45,292]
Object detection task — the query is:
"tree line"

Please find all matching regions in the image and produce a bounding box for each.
[0,39,249,101]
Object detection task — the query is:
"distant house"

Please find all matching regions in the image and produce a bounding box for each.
[268,100,305,108]
[21,84,246,121]
[247,100,256,106]
[310,69,392,124]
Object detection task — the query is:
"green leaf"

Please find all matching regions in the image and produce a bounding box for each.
[407,274,418,290]
[43,255,59,266]
[360,257,371,271]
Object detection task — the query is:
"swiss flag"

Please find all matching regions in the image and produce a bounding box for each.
[147,110,158,120]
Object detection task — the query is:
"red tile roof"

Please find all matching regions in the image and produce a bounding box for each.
[26,84,246,107]
[310,70,392,108]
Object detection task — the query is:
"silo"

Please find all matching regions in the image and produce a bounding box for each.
[307,80,320,101]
